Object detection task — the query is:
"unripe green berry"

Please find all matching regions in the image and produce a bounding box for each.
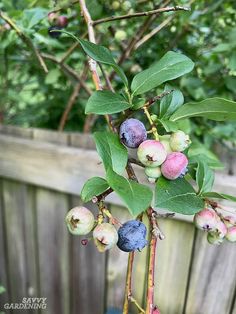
[115,30,127,41]
[66,206,95,235]
[160,135,172,154]
[112,1,120,10]
[169,130,191,152]
[145,167,161,181]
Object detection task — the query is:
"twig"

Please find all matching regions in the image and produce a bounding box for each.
[130,296,145,313]
[41,53,92,95]
[135,15,174,49]
[58,65,88,131]
[145,208,158,314]
[128,158,145,168]
[92,187,114,203]
[93,6,190,26]
[50,0,80,13]
[0,11,48,73]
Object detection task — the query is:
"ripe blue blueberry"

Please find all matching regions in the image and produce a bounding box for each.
[48,26,62,38]
[117,220,148,252]
[119,118,147,148]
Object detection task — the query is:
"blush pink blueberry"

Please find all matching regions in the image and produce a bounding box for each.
[161,152,188,180]
[226,226,236,242]
[65,206,95,235]
[137,140,167,167]
[93,223,118,252]
[194,208,218,231]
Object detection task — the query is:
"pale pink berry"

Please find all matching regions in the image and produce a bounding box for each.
[57,16,68,28]
[169,130,191,152]
[93,223,118,252]
[161,152,188,180]
[137,140,167,167]
[194,208,218,231]
[65,206,95,235]
[226,226,236,242]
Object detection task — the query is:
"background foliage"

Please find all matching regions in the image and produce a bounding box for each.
[0,0,235,153]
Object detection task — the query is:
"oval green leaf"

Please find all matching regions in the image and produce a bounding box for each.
[85,90,131,115]
[131,51,194,96]
[81,177,110,202]
[170,97,236,121]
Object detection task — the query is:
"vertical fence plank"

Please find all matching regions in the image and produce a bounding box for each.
[33,129,70,314]
[154,219,195,314]
[185,231,236,314]
[2,180,28,304]
[70,197,106,314]
[106,205,131,311]
[36,188,70,314]
[0,179,10,311]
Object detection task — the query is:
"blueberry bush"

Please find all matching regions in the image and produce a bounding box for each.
[1,1,236,313]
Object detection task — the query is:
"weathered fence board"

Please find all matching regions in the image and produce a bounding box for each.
[184,230,236,314]
[0,124,236,314]
[70,196,106,314]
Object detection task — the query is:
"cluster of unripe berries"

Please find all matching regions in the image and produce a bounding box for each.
[47,12,68,38]
[194,208,236,245]
[65,206,148,252]
[119,118,191,182]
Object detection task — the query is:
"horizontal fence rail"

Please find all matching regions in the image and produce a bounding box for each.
[0,124,236,314]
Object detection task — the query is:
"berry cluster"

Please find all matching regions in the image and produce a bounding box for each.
[66,206,148,253]
[119,118,191,182]
[47,12,68,38]
[194,208,236,245]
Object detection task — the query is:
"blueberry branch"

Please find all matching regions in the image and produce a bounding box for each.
[92,6,191,26]
[0,11,48,74]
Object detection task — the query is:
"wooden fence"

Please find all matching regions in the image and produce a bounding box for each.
[0,124,236,314]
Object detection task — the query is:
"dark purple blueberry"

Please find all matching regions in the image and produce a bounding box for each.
[48,26,62,38]
[119,118,147,148]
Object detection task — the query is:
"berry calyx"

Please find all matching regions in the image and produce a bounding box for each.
[66,206,95,235]
[194,208,218,231]
[207,220,227,245]
[93,223,118,252]
[117,220,148,252]
[161,152,188,180]
[119,118,147,148]
[137,140,167,167]
[169,130,191,152]
[226,226,236,242]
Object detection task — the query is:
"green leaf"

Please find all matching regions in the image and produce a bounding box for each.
[131,51,194,96]
[78,39,128,87]
[85,90,131,114]
[106,168,153,216]
[23,8,47,29]
[81,177,110,202]
[155,177,204,215]
[93,132,128,175]
[170,98,236,121]
[202,192,236,202]
[158,119,178,132]
[159,85,184,118]
[196,161,214,194]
